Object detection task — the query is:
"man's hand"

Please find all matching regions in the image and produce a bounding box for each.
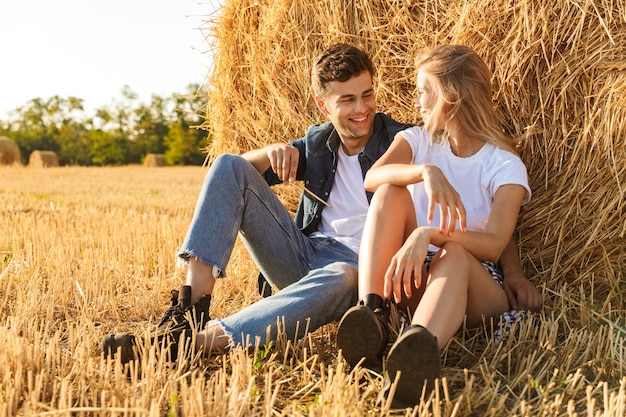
[499,238,542,311]
[266,144,300,184]
[423,165,466,236]
[503,271,543,311]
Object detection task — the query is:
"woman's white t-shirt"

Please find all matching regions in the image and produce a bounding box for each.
[401,126,531,251]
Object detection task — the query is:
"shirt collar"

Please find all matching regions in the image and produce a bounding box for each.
[325,113,385,161]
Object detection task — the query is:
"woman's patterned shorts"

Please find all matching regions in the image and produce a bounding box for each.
[423,251,504,286]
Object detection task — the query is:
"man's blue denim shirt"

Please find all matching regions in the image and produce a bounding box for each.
[262,112,413,236]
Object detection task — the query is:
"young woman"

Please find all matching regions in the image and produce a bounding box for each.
[336,44,531,407]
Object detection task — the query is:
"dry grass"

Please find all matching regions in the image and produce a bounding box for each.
[1,0,626,414]
[0,166,624,416]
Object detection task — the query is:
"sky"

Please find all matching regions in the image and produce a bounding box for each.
[0,0,219,119]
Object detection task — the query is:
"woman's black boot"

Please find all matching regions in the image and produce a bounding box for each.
[336,294,390,372]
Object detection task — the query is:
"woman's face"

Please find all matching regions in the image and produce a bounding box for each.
[415,69,437,129]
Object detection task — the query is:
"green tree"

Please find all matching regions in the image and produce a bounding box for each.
[57,121,92,165]
[165,121,207,165]
[5,96,82,162]
[165,83,208,165]
[0,83,209,166]
[133,94,171,157]
[89,129,130,166]
[90,86,141,165]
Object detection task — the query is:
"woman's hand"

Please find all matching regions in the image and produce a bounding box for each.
[384,227,436,303]
[423,165,466,236]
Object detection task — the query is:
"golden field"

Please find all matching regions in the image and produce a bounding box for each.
[0,165,624,416]
[1,0,626,414]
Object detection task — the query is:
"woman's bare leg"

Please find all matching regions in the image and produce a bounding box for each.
[358,184,418,300]
[412,241,510,350]
[384,242,509,406]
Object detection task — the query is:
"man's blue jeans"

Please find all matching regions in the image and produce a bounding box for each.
[177,154,358,346]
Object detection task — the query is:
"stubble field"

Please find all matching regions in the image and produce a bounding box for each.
[0,165,624,416]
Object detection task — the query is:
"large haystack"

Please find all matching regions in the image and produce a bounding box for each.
[204,0,626,318]
[29,150,59,168]
[0,136,22,165]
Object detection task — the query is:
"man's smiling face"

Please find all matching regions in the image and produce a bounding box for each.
[315,71,376,155]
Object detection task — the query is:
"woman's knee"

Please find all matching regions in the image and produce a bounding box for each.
[372,183,410,204]
[440,241,470,259]
[431,242,472,277]
[370,184,414,217]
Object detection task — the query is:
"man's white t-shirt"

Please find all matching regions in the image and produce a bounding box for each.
[401,126,531,251]
[311,145,369,254]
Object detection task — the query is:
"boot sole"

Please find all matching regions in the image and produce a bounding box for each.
[385,326,440,408]
[336,306,384,371]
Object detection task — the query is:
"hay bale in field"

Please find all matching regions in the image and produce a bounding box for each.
[144,153,167,167]
[0,136,22,165]
[204,0,626,315]
[29,150,59,167]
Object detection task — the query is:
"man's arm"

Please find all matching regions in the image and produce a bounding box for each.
[500,238,543,311]
[242,144,300,184]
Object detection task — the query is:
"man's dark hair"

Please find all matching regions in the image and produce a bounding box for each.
[311,43,375,97]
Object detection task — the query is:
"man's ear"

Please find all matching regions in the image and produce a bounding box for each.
[315,95,328,114]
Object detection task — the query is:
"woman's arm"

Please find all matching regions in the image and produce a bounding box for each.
[365,135,466,234]
[363,135,416,191]
[384,184,526,302]
[426,184,526,262]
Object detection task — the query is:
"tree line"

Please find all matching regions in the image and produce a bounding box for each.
[0,84,208,166]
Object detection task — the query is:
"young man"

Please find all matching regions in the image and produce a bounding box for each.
[104,43,540,362]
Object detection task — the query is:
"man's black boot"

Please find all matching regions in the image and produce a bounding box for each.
[103,285,211,364]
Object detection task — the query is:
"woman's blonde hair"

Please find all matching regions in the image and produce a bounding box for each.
[415,45,518,154]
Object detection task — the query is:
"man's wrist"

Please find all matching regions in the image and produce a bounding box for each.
[502,270,524,282]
